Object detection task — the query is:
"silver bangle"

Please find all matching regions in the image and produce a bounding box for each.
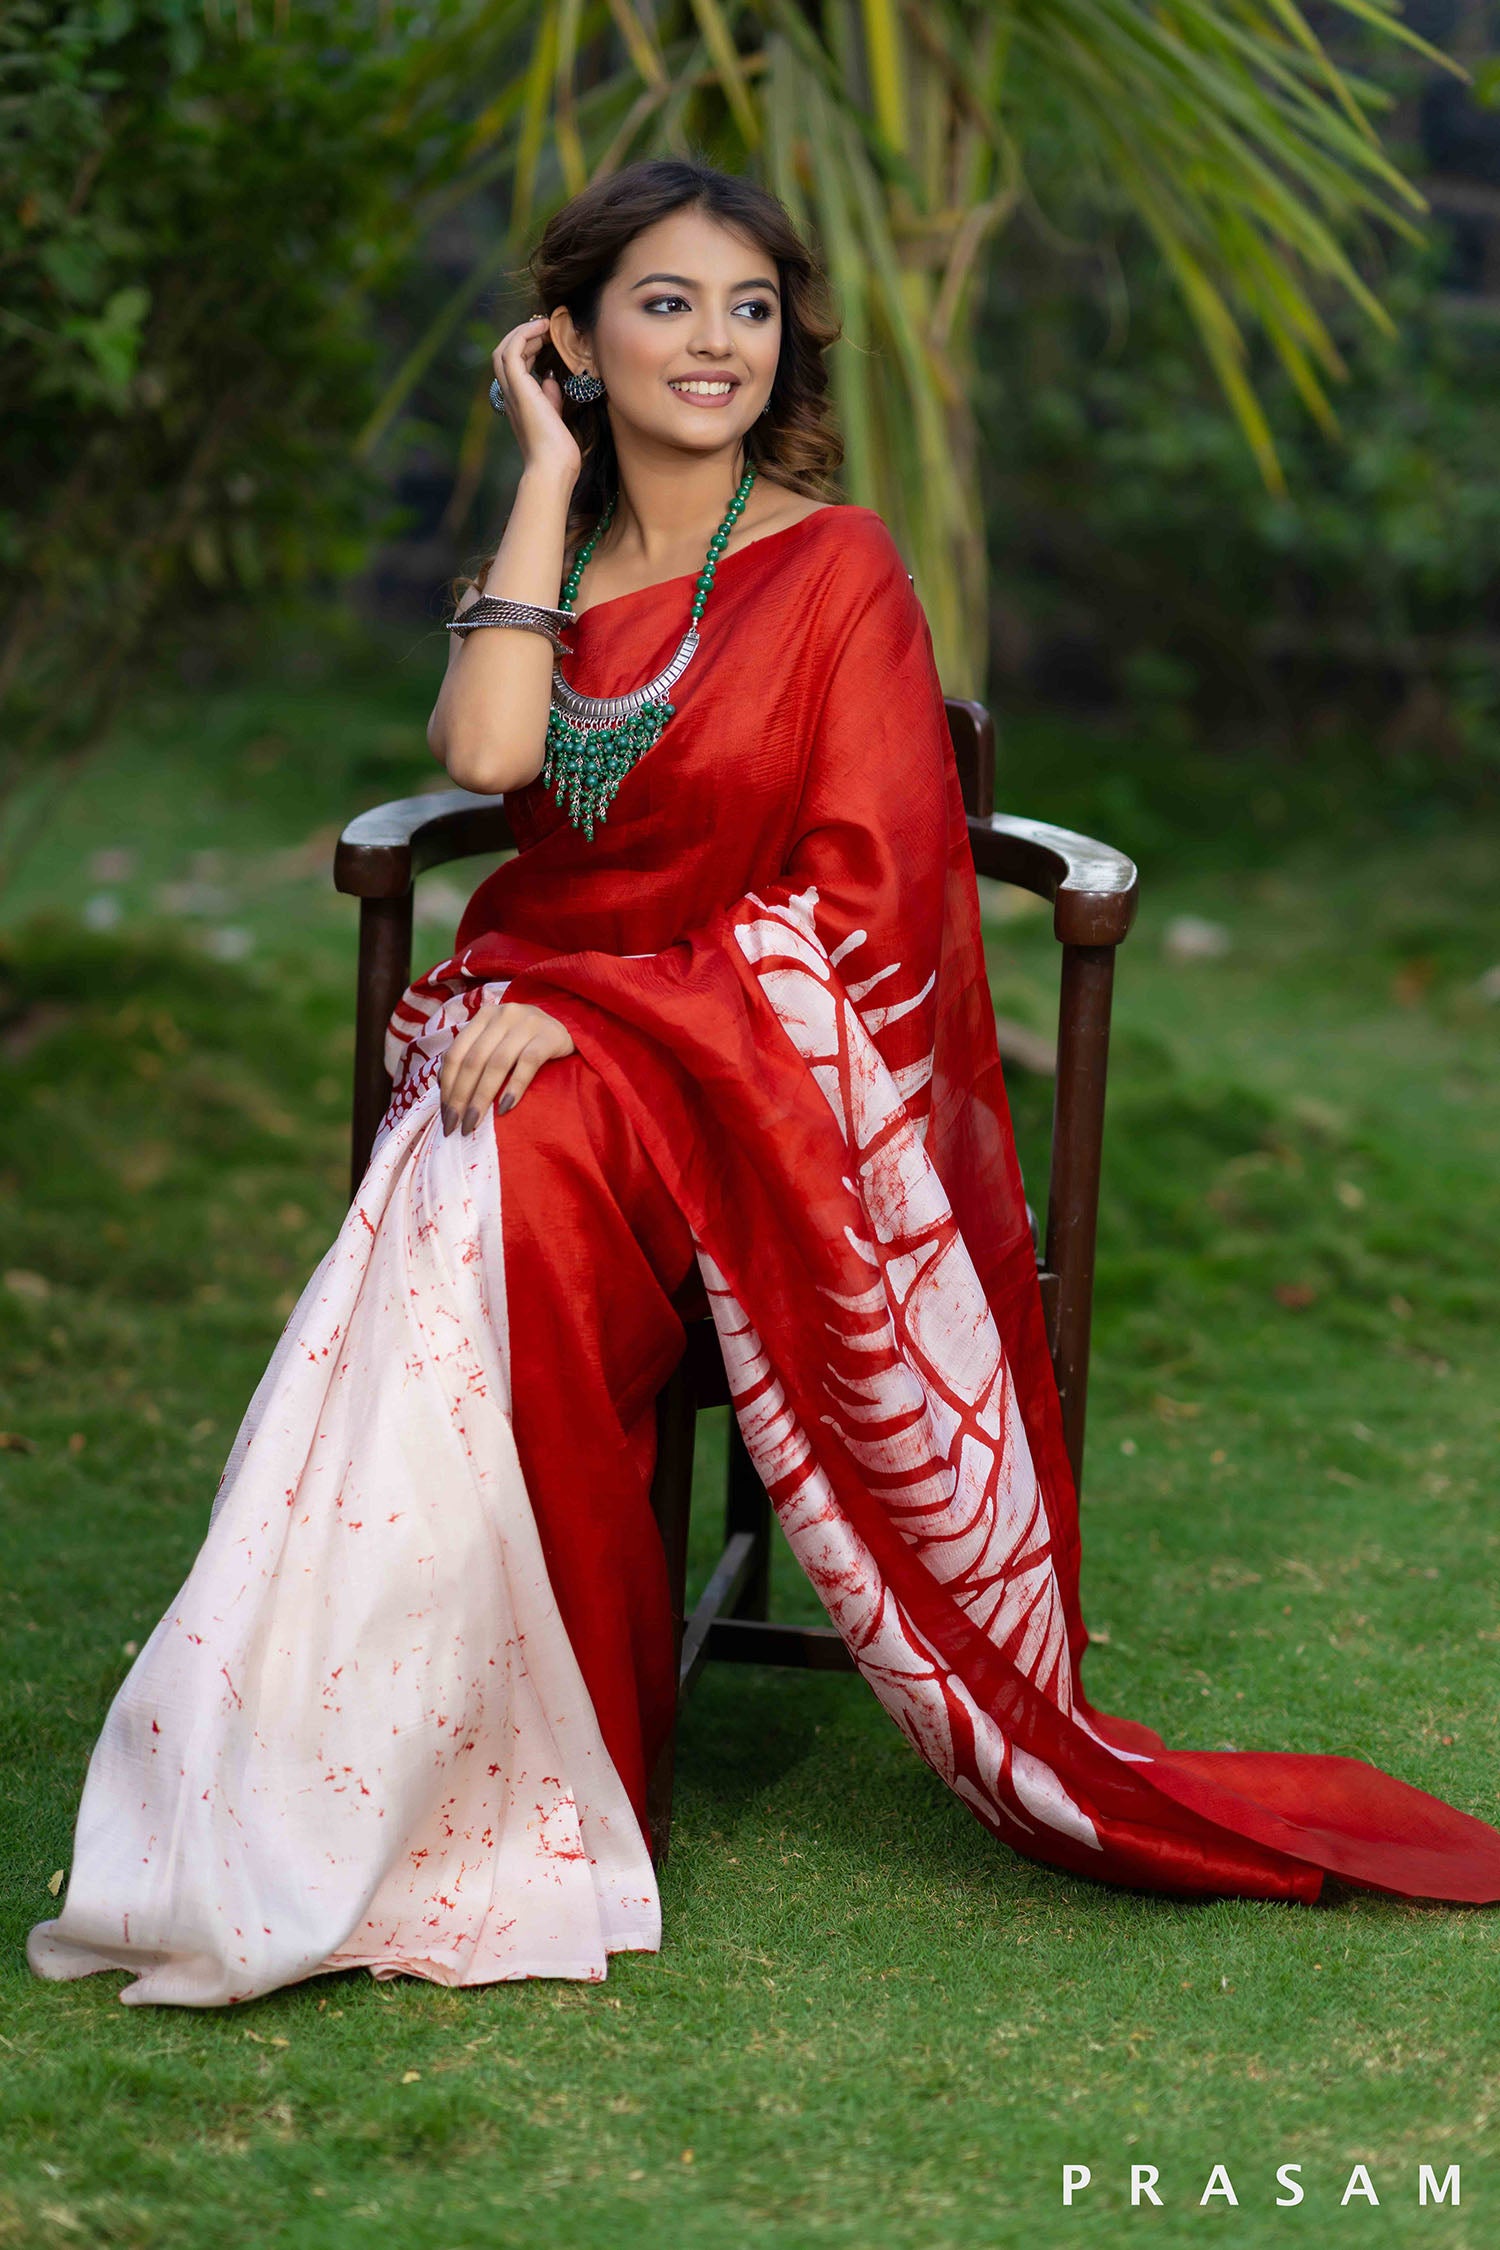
[446,595,578,655]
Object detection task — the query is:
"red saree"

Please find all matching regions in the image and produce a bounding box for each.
[405,502,1500,1908]
[28,502,1500,2011]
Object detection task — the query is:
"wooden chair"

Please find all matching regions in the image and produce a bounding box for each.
[334,702,1138,1863]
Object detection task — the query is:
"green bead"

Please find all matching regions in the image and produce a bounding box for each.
[548,471,754,835]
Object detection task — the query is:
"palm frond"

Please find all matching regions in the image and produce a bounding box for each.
[359,0,1457,683]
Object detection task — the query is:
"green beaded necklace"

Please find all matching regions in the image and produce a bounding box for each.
[543,464,757,841]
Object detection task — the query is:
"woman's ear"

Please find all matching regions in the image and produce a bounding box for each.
[549,306,588,380]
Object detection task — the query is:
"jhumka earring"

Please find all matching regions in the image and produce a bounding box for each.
[562,366,606,404]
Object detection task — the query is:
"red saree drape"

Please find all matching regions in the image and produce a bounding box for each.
[394,502,1500,1908]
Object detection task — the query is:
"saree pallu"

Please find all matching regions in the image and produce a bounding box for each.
[30,506,1500,2008]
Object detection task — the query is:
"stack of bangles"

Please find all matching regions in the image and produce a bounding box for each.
[445,596,577,656]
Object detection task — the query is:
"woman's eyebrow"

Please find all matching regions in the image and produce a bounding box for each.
[629,271,780,296]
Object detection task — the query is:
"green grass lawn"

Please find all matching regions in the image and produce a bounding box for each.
[1,625,1498,2248]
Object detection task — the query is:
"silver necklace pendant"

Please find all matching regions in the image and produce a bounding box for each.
[544,460,754,837]
[548,622,700,729]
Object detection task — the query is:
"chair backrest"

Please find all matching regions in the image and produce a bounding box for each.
[944,698,996,820]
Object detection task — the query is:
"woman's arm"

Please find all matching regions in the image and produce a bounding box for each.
[426,312,581,794]
[429,466,583,1124]
[426,464,575,794]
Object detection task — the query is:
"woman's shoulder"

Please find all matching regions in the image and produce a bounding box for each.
[801,505,917,617]
[774,497,896,542]
[781,500,911,583]
[741,494,916,637]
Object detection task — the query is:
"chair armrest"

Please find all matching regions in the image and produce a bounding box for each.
[967,814,1138,948]
[334,787,517,900]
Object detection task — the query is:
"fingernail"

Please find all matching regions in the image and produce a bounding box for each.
[497,1092,517,1116]
[461,1107,479,1136]
[441,1104,454,1135]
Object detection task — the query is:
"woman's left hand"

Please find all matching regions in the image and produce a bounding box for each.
[439,1001,576,1136]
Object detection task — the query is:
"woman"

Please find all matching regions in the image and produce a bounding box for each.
[29,159,1500,2009]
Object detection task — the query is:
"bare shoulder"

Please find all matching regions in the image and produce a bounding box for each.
[767,493,836,529]
[736,481,838,548]
[732,493,915,588]
[769,496,899,550]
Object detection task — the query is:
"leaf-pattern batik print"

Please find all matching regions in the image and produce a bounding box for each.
[715,880,1102,1854]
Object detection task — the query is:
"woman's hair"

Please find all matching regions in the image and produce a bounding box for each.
[457,155,844,599]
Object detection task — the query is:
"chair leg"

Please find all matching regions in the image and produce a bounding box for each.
[349,893,414,1200]
[1044,941,1118,1499]
[724,1414,771,1619]
[645,1360,696,1868]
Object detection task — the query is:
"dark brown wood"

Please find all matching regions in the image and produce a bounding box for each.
[679,1530,760,1695]
[967,813,1137,947]
[703,1617,857,1671]
[967,812,1132,1491]
[681,1312,731,1407]
[644,1360,697,1866]
[337,793,516,1198]
[723,1416,771,1620]
[1045,944,1118,1495]
[334,788,515,901]
[350,895,414,1199]
[944,698,995,818]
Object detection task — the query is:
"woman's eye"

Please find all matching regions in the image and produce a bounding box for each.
[643,296,774,320]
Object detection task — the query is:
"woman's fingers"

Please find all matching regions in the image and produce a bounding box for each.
[490,314,549,394]
[453,1021,529,1132]
[463,1011,575,1129]
[488,316,580,481]
[461,1033,553,1130]
[439,1004,574,1133]
[440,1008,511,1128]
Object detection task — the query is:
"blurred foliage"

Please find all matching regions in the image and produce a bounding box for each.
[369,0,1452,700]
[0,0,457,846]
[977,237,1500,767]
[1,0,1459,843]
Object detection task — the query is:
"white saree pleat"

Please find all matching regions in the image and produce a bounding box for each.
[27,1059,659,2006]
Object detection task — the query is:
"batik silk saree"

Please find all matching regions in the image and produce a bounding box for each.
[30,506,1500,2008]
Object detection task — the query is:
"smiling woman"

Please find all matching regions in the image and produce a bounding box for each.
[27,156,1500,2013]
[423,182,841,802]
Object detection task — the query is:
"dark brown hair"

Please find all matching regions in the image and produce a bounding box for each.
[459,155,844,597]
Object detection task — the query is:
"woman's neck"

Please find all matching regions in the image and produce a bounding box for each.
[598,442,752,565]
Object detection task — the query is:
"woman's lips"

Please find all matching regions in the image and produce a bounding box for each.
[667,380,742,409]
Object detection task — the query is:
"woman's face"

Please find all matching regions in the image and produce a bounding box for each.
[554,206,782,456]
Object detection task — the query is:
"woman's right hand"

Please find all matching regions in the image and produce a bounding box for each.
[492,315,582,485]
[439,1000,576,1135]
